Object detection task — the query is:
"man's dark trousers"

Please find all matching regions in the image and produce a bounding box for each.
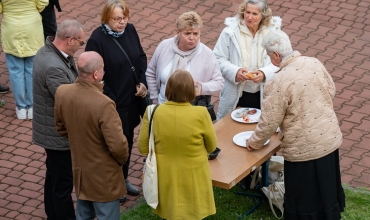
[44,149,76,220]
[40,1,58,39]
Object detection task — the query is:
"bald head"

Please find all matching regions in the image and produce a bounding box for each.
[77,52,104,81]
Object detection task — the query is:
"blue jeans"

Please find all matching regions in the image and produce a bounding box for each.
[76,198,120,220]
[5,53,34,109]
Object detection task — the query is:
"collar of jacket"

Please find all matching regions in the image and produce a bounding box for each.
[276,51,302,73]
[163,101,192,106]
[46,36,76,69]
[76,78,104,93]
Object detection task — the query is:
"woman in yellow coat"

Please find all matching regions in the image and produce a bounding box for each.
[0,0,47,119]
[138,70,217,219]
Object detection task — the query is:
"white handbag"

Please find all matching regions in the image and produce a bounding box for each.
[142,104,159,209]
[262,181,285,219]
[262,156,285,219]
[268,156,284,184]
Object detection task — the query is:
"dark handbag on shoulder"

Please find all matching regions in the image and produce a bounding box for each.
[192,95,216,121]
[110,36,152,118]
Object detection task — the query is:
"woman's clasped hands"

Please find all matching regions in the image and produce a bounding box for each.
[235,68,265,83]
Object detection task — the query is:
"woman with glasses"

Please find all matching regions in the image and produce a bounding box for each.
[0,0,48,119]
[214,0,282,121]
[85,0,147,202]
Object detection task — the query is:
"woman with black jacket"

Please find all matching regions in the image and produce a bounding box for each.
[85,0,148,202]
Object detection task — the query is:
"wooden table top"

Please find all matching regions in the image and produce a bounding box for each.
[209,111,281,189]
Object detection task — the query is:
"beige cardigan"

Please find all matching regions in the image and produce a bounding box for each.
[248,51,342,162]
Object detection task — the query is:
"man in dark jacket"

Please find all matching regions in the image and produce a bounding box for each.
[32,19,85,220]
[40,0,62,39]
[55,51,129,219]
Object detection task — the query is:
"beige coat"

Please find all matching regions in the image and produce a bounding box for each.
[138,102,217,219]
[248,51,342,162]
[55,79,129,202]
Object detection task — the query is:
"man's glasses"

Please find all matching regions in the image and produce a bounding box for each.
[66,36,85,46]
[111,16,129,23]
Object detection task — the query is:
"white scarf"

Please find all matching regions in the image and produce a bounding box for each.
[171,35,201,74]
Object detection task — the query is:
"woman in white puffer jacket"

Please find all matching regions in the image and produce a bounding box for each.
[213,0,281,121]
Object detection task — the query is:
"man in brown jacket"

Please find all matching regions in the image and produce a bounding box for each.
[54,51,129,219]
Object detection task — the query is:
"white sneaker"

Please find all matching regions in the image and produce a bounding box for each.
[27,108,33,120]
[16,107,27,120]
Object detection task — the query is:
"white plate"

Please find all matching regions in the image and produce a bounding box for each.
[231,108,261,123]
[233,131,270,147]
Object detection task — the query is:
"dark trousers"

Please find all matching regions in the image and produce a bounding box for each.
[40,3,57,39]
[44,149,76,220]
[237,91,261,109]
[122,131,134,179]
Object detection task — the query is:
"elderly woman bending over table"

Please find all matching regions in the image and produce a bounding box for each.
[213,0,282,121]
[246,30,345,219]
[145,11,223,106]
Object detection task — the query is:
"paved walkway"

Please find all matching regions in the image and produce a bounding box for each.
[0,0,369,218]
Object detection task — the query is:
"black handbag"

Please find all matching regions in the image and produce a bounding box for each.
[110,37,152,118]
[191,95,216,121]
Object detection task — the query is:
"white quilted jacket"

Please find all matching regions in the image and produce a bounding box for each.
[248,51,343,162]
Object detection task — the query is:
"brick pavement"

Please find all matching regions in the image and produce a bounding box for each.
[0,0,369,218]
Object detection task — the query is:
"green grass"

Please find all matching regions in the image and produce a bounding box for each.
[121,185,370,220]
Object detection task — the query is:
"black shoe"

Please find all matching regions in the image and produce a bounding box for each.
[119,195,127,203]
[125,179,140,196]
[0,85,9,94]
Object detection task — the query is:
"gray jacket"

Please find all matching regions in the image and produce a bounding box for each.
[32,37,78,150]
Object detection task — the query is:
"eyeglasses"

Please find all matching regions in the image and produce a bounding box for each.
[66,36,85,46]
[111,16,129,23]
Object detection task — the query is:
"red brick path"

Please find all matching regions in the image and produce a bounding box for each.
[0,0,369,218]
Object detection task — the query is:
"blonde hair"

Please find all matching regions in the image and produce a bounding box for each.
[236,0,272,28]
[165,70,196,103]
[100,0,129,24]
[176,11,203,31]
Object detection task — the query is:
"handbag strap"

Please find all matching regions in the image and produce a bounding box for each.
[149,104,159,137]
[109,35,141,85]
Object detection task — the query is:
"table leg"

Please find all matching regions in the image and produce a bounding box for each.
[235,160,269,219]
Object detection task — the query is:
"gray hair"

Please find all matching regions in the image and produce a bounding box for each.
[236,0,272,27]
[262,30,293,55]
[56,19,84,39]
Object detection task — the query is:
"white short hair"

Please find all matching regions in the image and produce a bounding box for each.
[262,30,293,55]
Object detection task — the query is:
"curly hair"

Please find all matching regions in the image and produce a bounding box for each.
[236,0,272,28]
[176,11,203,31]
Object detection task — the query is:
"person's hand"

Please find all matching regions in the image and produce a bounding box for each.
[135,83,147,98]
[250,70,265,83]
[194,81,202,96]
[235,68,249,83]
[246,139,254,151]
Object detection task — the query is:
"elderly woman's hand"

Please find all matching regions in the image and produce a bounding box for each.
[235,68,249,83]
[246,139,254,151]
[135,83,147,98]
